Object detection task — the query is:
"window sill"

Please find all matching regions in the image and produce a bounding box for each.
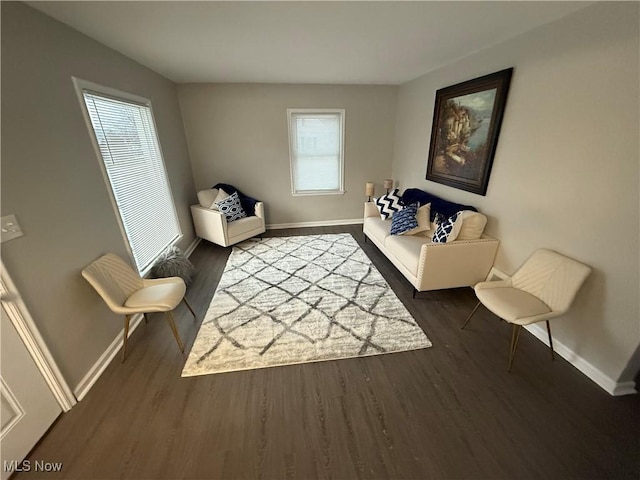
[291,191,345,197]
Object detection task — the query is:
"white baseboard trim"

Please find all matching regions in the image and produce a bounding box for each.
[524,323,637,396]
[610,381,638,396]
[267,218,363,230]
[183,237,201,258]
[73,313,144,401]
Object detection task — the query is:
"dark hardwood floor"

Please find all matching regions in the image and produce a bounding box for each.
[18,225,639,479]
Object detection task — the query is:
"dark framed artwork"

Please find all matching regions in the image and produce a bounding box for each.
[426,68,513,195]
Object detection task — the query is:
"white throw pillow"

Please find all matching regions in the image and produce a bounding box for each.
[456,211,488,240]
[402,203,431,236]
[209,188,230,210]
[197,189,219,208]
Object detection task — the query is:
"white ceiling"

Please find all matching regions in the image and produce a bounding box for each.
[27,1,592,85]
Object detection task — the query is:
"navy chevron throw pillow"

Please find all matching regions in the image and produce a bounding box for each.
[375,189,402,219]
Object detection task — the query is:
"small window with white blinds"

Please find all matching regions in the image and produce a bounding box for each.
[287,109,345,195]
[77,81,181,274]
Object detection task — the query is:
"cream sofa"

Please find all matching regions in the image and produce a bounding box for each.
[363,194,499,293]
[191,188,266,247]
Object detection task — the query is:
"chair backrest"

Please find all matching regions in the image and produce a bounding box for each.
[82,253,143,310]
[511,249,591,314]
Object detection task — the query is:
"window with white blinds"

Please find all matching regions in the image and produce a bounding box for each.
[79,86,181,274]
[287,109,345,195]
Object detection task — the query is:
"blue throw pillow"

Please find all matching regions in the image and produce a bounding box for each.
[432,211,461,243]
[390,203,419,235]
[215,191,247,222]
[375,189,402,219]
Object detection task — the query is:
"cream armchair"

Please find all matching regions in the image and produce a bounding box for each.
[190,188,266,247]
[462,248,591,371]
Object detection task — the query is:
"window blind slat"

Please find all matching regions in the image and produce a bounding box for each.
[83,91,181,273]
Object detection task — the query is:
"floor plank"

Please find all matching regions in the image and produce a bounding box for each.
[16,225,639,479]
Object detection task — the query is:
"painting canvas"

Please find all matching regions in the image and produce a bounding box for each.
[426,68,513,195]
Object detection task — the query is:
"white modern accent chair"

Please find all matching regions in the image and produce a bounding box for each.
[190,188,266,247]
[82,253,196,362]
[462,249,591,371]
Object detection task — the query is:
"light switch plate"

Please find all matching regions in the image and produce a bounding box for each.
[1,214,24,243]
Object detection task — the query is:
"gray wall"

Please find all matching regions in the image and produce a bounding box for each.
[392,2,639,385]
[177,83,398,225]
[1,2,197,389]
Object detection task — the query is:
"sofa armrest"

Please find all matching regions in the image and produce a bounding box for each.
[416,236,500,291]
[190,205,228,246]
[255,202,265,221]
[364,201,379,219]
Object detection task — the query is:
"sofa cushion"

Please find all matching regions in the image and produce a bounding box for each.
[457,211,488,240]
[374,189,402,219]
[390,203,418,235]
[364,216,392,243]
[227,215,263,237]
[401,188,477,223]
[384,234,431,276]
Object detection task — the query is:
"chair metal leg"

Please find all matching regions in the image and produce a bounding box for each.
[546,321,555,361]
[507,324,522,372]
[143,313,149,325]
[122,315,132,363]
[164,311,185,353]
[461,301,481,329]
[182,297,197,320]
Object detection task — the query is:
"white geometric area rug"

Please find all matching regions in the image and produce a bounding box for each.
[182,234,431,377]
